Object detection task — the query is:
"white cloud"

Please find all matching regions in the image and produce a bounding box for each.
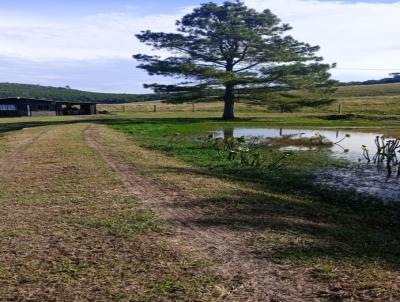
[0,10,183,61]
[0,1,399,91]
[245,0,400,80]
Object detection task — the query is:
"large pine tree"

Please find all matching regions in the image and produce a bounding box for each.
[134,1,335,119]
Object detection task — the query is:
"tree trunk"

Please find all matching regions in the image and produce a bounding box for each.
[223,84,235,119]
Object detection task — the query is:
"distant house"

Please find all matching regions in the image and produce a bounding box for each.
[0,97,97,118]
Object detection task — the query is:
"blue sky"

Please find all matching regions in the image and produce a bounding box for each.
[2,1,186,15]
[0,0,399,93]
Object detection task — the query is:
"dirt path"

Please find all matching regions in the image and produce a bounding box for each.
[85,125,331,301]
[0,124,223,301]
[0,127,49,174]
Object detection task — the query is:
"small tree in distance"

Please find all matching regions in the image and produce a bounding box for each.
[134,1,336,119]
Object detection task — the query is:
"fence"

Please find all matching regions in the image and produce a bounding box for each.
[98,99,400,115]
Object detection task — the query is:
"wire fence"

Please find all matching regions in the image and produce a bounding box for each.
[98,100,400,115]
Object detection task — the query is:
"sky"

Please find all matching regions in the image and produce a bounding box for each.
[0,0,399,93]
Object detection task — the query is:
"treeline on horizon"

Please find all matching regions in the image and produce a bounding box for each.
[340,76,400,86]
[0,83,159,103]
[1,78,400,105]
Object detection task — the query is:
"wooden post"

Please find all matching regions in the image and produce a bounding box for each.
[192,102,195,112]
[339,104,342,114]
[154,105,157,112]
[122,105,126,113]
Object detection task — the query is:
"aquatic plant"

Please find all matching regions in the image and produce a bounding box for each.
[361,145,371,162]
[204,135,292,169]
[374,136,400,176]
[362,136,400,177]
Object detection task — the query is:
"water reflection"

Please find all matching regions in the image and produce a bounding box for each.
[223,128,234,140]
[215,127,382,161]
[214,127,400,202]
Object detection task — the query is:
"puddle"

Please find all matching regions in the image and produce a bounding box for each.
[214,128,383,160]
[213,127,400,202]
[317,165,400,202]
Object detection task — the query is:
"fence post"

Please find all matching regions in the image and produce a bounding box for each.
[122,105,126,113]
[154,105,157,112]
[339,104,342,114]
[192,102,195,112]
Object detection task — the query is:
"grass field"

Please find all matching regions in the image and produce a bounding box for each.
[0,85,400,301]
[99,83,400,116]
[0,122,223,301]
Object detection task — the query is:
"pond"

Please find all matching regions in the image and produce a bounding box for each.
[213,127,400,202]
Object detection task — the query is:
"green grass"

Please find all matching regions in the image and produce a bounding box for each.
[104,114,400,299]
[107,118,358,189]
[1,93,400,298]
[70,209,161,237]
[335,83,400,97]
[106,118,399,212]
[98,82,400,116]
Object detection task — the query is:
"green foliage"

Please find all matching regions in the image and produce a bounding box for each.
[134,1,336,118]
[362,136,400,177]
[0,83,157,104]
[204,134,293,169]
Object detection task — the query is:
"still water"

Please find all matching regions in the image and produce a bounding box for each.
[214,127,400,202]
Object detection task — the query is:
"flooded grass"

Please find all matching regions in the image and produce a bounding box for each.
[211,126,400,202]
[266,135,334,148]
[109,119,395,201]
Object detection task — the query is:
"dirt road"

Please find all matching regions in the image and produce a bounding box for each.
[85,125,335,302]
[0,122,396,301]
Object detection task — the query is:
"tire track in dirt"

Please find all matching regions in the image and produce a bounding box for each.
[0,127,49,175]
[85,125,330,302]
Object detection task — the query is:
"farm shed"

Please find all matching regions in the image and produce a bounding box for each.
[0,97,97,118]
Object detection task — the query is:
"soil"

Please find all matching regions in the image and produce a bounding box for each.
[85,125,334,302]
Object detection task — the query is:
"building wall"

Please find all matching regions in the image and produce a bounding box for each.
[0,102,19,117]
[19,101,57,117]
[31,110,57,117]
[0,98,97,118]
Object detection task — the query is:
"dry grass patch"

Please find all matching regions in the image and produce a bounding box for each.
[0,123,223,301]
[94,123,400,301]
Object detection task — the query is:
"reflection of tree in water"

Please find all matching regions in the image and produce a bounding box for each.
[223,128,234,141]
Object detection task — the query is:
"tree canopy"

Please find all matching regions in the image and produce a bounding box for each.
[134,0,336,119]
[0,83,156,104]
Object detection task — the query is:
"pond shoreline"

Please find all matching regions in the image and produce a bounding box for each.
[214,126,400,202]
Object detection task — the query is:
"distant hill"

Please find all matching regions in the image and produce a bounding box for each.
[335,82,400,98]
[3,82,400,105]
[0,83,158,104]
[341,76,400,87]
